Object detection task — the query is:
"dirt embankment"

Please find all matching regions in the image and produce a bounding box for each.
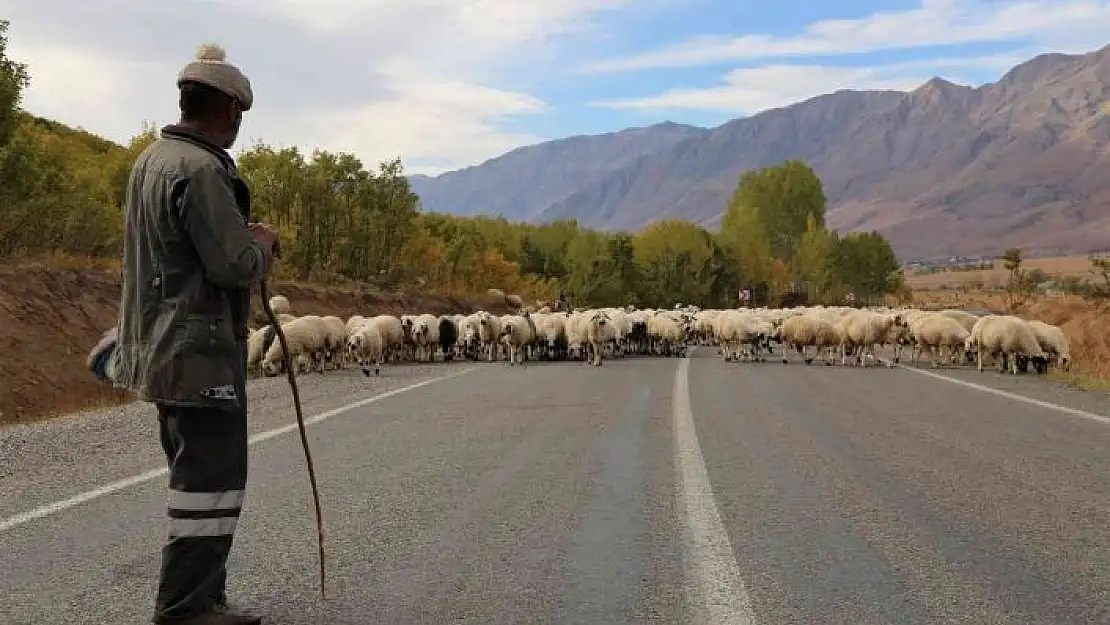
[0,263,505,425]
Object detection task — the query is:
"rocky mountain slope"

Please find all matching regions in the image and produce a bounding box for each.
[408,122,708,220]
[411,45,1110,259]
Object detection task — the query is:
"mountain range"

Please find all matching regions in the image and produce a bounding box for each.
[409,44,1110,261]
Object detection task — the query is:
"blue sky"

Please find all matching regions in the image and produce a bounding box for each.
[5,0,1110,174]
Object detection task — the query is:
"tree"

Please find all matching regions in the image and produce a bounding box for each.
[791,213,837,302]
[632,219,715,307]
[834,231,900,304]
[1090,256,1110,296]
[0,20,30,147]
[728,160,827,261]
[719,199,773,301]
[1002,247,1031,310]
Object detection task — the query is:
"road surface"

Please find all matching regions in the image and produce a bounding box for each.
[2,349,1110,624]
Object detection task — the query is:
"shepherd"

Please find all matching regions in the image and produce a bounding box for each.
[110,44,279,625]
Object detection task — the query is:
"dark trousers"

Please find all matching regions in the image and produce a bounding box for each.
[153,344,249,623]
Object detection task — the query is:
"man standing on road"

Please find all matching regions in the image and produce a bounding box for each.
[111,44,278,625]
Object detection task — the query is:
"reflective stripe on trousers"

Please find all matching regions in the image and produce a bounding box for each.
[168,489,245,511]
[167,515,240,538]
[166,488,245,538]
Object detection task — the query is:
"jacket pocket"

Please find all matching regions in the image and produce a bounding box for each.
[177,313,237,358]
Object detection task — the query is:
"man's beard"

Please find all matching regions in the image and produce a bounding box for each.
[222,113,243,149]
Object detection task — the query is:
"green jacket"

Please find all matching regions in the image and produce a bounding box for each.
[111,125,272,408]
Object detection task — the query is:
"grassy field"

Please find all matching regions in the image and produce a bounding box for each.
[905,255,1101,290]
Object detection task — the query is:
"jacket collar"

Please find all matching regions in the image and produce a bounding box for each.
[161,124,236,170]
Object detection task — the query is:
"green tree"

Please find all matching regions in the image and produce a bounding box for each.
[834,231,900,304]
[632,219,715,307]
[0,20,30,147]
[790,213,837,301]
[729,160,827,261]
[719,200,773,293]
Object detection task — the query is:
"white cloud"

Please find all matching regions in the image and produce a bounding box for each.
[307,76,548,175]
[7,41,172,142]
[580,0,1110,73]
[1,0,629,174]
[590,53,1027,113]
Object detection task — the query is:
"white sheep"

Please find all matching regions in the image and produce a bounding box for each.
[713,310,765,362]
[409,313,441,362]
[835,310,904,368]
[500,314,536,365]
[348,322,386,376]
[648,312,686,357]
[475,312,503,361]
[247,324,278,372]
[965,315,1048,375]
[1026,320,1071,371]
[585,310,616,366]
[775,314,839,365]
[908,314,970,368]
[268,295,292,316]
[320,315,348,370]
[346,315,368,337]
[261,315,328,377]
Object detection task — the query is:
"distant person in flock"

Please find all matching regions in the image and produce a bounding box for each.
[111,44,278,625]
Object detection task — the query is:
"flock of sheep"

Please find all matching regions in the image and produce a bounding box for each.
[247,295,1071,379]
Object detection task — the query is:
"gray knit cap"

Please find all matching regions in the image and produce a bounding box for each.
[177,44,253,111]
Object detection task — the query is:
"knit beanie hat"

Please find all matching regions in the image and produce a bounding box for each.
[177,44,254,111]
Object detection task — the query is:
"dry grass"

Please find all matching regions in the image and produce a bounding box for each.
[905,254,1099,290]
[1019,295,1110,384]
[17,250,123,273]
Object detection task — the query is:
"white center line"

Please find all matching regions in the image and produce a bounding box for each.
[673,355,757,625]
[0,367,476,533]
[894,364,1110,426]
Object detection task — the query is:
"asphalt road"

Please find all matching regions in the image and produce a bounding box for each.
[2,349,1110,624]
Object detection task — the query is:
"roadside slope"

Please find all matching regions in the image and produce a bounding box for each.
[0,263,502,425]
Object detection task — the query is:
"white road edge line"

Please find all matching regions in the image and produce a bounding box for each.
[0,367,477,534]
[893,363,1110,426]
[673,355,757,625]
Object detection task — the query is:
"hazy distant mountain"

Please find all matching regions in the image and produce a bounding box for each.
[411,45,1110,259]
[408,122,709,221]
